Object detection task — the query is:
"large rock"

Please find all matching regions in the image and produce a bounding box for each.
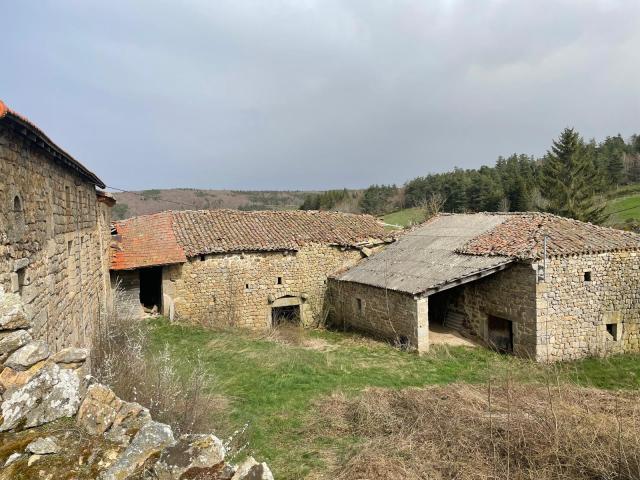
[0,289,30,330]
[77,384,124,436]
[0,362,82,431]
[154,433,226,479]
[50,347,88,365]
[105,400,152,446]
[99,421,175,480]
[0,360,48,396]
[0,329,32,358]
[232,457,275,480]
[4,341,50,371]
[77,383,152,444]
[26,436,60,455]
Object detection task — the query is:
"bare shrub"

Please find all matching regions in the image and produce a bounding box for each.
[92,289,225,436]
[314,383,640,480]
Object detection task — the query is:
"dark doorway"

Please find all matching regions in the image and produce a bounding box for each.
[428,292,450,326]
[272,305,300,327]
[139,267,163,311]
[488,315,513,354]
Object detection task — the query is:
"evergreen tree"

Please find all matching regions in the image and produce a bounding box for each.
[541,128,605,223]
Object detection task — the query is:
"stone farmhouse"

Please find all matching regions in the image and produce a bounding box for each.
[330,212,640,361]
[110,209,388,328]
[0,100,113,352]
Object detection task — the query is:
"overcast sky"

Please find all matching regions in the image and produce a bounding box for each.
[3,1,639,190]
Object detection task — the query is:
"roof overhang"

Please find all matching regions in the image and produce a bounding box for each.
[417,259,514,297]
[0,101,106,188]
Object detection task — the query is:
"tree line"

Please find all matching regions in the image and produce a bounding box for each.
[301,129,640,223]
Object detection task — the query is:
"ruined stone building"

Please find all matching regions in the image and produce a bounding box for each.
[330,213,640,361]
[0,100,113,351]
[111,209,387,328]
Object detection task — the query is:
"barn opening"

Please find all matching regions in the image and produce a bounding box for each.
[139,266,163,312]
[272,305,300,326]
[488,315,513,354]
[428,288,466,333]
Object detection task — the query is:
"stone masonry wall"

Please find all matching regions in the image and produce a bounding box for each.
[0,124,112,352]
[167,244,364,329]
[110,270,144,320]
[536,251,640,361]
[328,279,428,352]
[447,263,538,358]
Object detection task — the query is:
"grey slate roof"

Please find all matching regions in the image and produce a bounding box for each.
[336,213,514,295]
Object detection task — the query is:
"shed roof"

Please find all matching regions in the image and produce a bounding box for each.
[337,212,640,295]
[336,213,513,295]
[0,100,106,188]
[111,209,387,270]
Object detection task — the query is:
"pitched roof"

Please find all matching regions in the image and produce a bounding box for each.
[111,212,187,270]
[0,100,105,188]
[172,209,387,257]
[458,212,640,259]
[336,213,513,295]
[110,209,387,270]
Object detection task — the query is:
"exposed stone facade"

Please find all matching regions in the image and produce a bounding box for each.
[163,244,365,329]
[0,122,112,352]
[328,280,428,351]
[536,252,640,361]
[332,252,640,362]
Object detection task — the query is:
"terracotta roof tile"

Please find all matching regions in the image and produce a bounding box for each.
[172,209,387,257]
[111,212,187,270]
[457,213,640,259]
[0,99,105,188]
[110,209,387,269]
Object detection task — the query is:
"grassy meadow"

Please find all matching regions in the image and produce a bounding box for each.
[146,319,640,479]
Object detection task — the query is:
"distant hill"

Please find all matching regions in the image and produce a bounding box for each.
[110,189,315,220]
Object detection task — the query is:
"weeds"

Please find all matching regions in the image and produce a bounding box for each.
[91,289,225,436]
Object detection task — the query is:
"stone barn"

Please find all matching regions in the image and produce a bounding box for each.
[0,99,114,351]
[330,213,640,362]
[110,209,387,328]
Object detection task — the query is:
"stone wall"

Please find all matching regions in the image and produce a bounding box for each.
[327,279,428,352]
[536,251,640,361]
[0,291,272,480]
[443,263,538,358]
[110,270,144,320]
[166,244,364,329]
[0,124,112,352]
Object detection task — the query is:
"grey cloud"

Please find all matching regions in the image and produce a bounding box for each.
[2,0,639,190]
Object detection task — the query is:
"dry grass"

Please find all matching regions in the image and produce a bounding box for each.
[259,324,334,351]
[91,290,227,436]
[315,382,640,479]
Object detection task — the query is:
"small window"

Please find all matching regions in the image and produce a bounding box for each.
[67,240,73,255]
[584,271,592,282]
[606,323,618,341]
[65,186,71,213]
[200,255,206,262]
[245,283,250,290]
[13,195,22,213]
[356,298,363,312]
[277,277,283,285]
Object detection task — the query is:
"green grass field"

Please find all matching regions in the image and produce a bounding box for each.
[147,320,640,479]
[381,207,426,228]
[605,185,640,226]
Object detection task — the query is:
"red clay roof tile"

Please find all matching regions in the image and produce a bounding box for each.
[110,209,387,269]
[111,212,187,270]
[457,213,640,259]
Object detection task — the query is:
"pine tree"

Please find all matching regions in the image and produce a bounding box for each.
[541,128,605,223]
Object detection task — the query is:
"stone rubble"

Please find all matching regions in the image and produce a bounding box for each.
[26,436,60,455]
[0,295,274,479]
